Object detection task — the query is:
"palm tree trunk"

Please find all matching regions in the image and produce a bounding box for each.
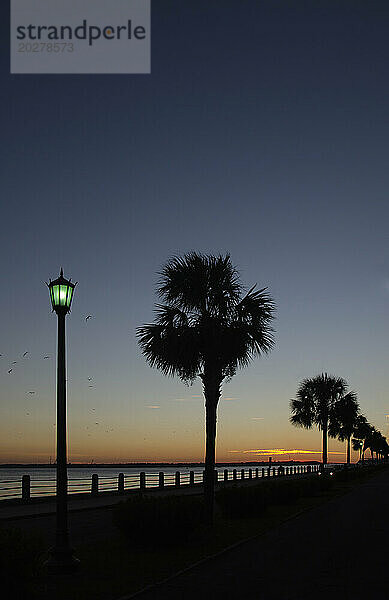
[204,399,217,527]
[202,368,222,528]
[322,426,328,465]
[347,435,351,465]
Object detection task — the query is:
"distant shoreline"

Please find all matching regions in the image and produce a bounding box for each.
[0,460,322,468]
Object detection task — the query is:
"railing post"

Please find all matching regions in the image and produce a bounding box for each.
[214,470,218,485]
[140,471,146,491]
[189,471,194,486]
[233,469,237,481]
[159,472,164,489]
[248,468,252,479]
[224,469,228,482]
[272,467,276,477]
[241,469,245,480]
[203,470,206,484]
[267,467,271,477]
[91,473,98,496]
[22,474,30,500]
[175,471,180,487]
[118,472,124,493]
[255,468,259,479]
[262,468,265,478]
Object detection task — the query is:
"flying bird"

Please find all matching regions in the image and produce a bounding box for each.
[43,356,50,359]
[88,377,92,381]
[28,391,35,394]
[85,315,92,322]
[8,369,12,373]
[12,361,17,364]
[22,352,28,357]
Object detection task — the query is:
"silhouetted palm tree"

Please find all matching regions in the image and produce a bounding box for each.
[290,373,348,465]
[137,252,276,526]
[376,433,389,461]
[365,426,379,462]
[352,437,363,461]
[353,420,388,463]
[328,391,359,464]
[364,427,388,462]
[352,414,371,463]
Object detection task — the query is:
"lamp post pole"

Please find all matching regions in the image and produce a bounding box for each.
[56,310,69,558]
[44,269,79,573]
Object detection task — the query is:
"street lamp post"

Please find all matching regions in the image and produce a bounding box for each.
[44,268,80,572]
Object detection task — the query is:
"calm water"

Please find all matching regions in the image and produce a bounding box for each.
[0,464,320,501]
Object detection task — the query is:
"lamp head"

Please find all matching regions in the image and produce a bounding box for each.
[47,268,77,314]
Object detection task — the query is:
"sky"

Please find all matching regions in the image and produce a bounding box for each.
[1,0,389,464]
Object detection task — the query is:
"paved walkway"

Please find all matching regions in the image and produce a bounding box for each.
[0,486,205,546]
[0,483,207,521]
[122,468,389,600]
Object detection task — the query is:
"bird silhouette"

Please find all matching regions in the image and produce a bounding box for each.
[43,356,50,359]
[12,361,17,364]
[22,352,28,357]
[28,391,35,394]
[88,377,92,381]
[88,385,94,388]
[85,315,92,322]
[8,369,12,373]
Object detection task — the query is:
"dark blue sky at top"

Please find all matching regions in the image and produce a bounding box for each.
[1,1,389,461]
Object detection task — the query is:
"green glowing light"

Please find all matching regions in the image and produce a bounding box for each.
[47,270,76,313]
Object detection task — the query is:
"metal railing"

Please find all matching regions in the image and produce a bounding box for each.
[0,464,321,502]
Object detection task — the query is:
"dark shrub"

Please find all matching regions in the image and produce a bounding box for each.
[113,493,205,547]
[0,526,45,597]
[0,527,44,579]
[317,473,334,491]
[216,474,335,519]
[276,480,302,504]
[216,485,268,519]
[216,479,304,519]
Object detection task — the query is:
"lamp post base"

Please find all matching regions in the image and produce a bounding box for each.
[44,545,80,575]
